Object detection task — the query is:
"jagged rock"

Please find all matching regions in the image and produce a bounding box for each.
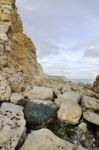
[0,25,10,41]
[0,102,26,150]
[55,91,81,107]
[93,75,99,93]
[83,110,99,125]
[24,86,53,101]
[0,74,11,102]
[0,0,43,87]
[20,128,87,150]
[8,72,25,93]
[23,100,57,127]
[10,32,39,77]
[58,101,82,125]
[10,93,24,104]
[81,96,99,110]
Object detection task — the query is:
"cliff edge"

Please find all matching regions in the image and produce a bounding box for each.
[0,0,42,92]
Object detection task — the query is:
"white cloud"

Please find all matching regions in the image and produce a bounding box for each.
[16,0,99,81]
[84,41,99,58]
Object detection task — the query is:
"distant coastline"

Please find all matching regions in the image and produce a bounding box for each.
[46,75,95,84]
[67,78,94,84]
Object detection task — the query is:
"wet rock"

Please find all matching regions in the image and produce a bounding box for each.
[23,100,58,128]
[0,102,26,150]
[58,101,82,125]
[24,86,53,101]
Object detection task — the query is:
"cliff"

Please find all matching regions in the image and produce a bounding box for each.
[0,0,41,91]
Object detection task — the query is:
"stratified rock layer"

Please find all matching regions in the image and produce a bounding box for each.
[0,0,41,92]
[0,73,11,102]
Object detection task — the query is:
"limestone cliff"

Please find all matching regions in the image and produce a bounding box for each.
[0,0,41,91]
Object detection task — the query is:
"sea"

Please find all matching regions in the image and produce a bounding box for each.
[67,78,95,84]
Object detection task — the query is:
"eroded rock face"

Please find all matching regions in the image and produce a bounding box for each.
[8,72,25,93]
[0,0,42,91]
[0,74,11,102]
[0,102,26,150]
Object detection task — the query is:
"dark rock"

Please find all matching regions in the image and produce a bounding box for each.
[23,100,58,128]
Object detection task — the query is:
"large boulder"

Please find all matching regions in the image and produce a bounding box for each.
[24,86,53,101]
[0,103,26,150]
[55,91,81,107]
[20,128,87,150]
[23,100,57,127]
[58,101,82,125]
[0,74,11,102]
[81,96,99,110]
[83,110,99,125]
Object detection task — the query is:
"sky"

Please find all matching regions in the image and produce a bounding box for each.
[16,0,99,82]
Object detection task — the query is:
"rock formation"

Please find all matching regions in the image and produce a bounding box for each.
[0,0,41,92]
[0,0,99,150]
[93,75,99,93]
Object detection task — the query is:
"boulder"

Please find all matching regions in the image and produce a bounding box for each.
[0,103,26,150]
[23,100,57,127]
[83,110,99,125]
[55,91,81,107]
[20,128,87,150]
[10,93,24,104]
[58,101,82,125]
[24,86,53,101]
[81,96,99,110]
[0,74,11,102]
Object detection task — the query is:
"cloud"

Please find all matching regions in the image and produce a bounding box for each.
[16,0,99,81]
[84,42,99,58]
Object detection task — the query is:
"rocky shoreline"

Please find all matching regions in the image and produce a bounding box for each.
[0,0,99,150]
